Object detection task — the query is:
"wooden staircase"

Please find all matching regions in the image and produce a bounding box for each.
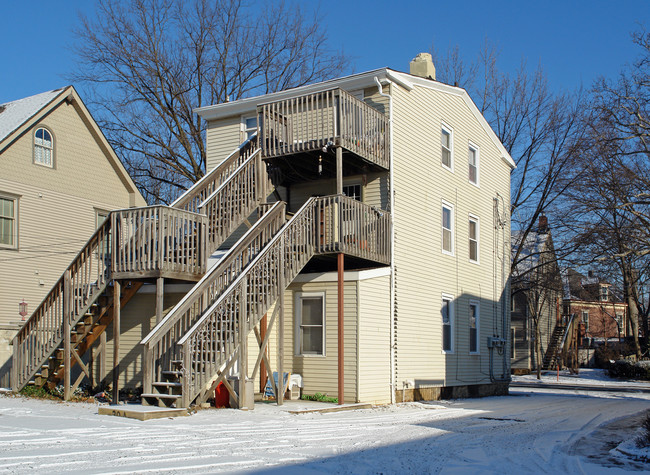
[542,314,576,370]
[12,135,267,396]
[143,195,391,409]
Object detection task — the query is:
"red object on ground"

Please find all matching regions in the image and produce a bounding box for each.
[214,382,230,408]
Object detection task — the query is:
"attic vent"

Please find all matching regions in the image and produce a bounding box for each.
[409,53,436,80]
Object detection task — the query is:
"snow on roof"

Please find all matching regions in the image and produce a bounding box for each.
[0,88,66,144]
[511,230,548,278]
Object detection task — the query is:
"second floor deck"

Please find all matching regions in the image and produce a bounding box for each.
[257,88,390,182]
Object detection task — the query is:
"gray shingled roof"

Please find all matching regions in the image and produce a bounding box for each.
[0,88,66,144]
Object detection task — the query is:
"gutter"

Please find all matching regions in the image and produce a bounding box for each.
[375,76,396,404]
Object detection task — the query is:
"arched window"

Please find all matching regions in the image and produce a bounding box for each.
[34,127,53,167]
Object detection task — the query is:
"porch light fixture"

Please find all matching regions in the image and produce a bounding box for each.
[19,299,28,321]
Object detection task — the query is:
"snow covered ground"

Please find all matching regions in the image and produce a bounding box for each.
[1,376,649,474]
[512,368,650,388]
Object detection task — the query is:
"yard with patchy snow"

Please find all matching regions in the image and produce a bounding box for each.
[1,370,649,474]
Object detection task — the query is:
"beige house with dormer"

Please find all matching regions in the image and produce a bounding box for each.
[0,86,145,385]
[12,55,514,407]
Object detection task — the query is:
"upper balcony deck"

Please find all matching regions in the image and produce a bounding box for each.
[257,88,390,178]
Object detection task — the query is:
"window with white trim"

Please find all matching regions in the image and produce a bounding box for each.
[442,294,454,353]
[581,310,589,331]
[468,142,479,185]
[441,123,453,170]
[34,127,54,167]
[342,184,362,201]
[469,215,479,263]
[0,195,17,248]
[243,116,257,139]
[295,292,325,356]
[469,301,479,353]
[442,202,454,255]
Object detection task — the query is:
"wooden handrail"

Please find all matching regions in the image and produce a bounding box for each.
[140,202,286,393]
[12,218,112,390]
[197,149,272,253]
[258,89,389,169]
[172,134,259,213]
[177,195,390,406]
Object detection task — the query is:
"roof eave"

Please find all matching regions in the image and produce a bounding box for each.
[194,68,391,121]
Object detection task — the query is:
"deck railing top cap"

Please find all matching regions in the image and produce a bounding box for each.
[256,88,344,109]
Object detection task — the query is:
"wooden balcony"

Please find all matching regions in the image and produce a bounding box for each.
[258,89,390,183]
[111,206,208,281]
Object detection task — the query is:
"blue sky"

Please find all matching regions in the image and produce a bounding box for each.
[1,1,648,105]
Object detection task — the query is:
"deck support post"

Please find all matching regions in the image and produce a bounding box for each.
[238,283,248,409]
[112,280,121,405]
[278,235,285,406]
[99,332,107,385]
[338,252,344,405]
[336,146,343,195]
[155,277,164,324]
[260,314,268,393]
[63,270,71,401]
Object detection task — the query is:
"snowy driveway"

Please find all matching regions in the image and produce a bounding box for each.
[0,387,648,474]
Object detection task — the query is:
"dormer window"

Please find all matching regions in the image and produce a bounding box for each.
[599,285,609,302]
[34,127,53,167]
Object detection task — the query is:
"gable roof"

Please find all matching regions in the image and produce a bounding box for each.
[195,67,516,170]
[0,86,144,204]
[0,88,67,145]
[511,230,551,278]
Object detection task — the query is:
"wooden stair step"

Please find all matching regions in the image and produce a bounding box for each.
[153,382,182,388]
[142,393,180,400]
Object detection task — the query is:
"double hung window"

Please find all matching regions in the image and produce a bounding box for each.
[0,196,17,248]
[296,293,325,356]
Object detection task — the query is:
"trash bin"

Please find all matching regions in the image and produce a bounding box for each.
[214,382,230,408]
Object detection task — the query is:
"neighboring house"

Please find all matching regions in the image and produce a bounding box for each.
[0,86,146,386]
[510,215,563,373]
[13,53,515,408]
[563,268,628,342]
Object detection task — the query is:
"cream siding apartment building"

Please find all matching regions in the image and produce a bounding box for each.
[0,86,145,385]
[13,55,513,408]
[195,55,514,404]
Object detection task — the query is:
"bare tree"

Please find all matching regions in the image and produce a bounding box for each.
[431,41,587,281]
[569,28,650,358]
[71,0,349,203]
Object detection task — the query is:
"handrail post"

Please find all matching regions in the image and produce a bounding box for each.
[63,270,71,401]
[143,344,152,395]
[238,282,248,409]
[181,343,190,409]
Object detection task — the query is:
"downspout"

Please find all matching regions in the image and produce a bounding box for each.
[375,76,396,404]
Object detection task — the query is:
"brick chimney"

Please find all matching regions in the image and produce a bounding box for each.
[537,213,549,233]
[409,53,436,80]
